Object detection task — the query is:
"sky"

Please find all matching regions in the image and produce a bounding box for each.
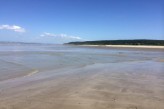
[0,0,163,44]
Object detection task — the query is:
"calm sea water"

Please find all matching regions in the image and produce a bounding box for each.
[0,44,163,81]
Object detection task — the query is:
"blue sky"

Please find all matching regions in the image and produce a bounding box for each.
[0,0,163,43]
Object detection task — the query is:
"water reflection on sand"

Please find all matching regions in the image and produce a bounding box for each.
[0,44,164,109]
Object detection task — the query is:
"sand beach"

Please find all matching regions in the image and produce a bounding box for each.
[0,44,164,109]
[79,45,164,49]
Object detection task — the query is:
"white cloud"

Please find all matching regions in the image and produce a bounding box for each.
[40,32,82,40]
[0,25,25,33]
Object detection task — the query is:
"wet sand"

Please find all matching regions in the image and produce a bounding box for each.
[0,45,164,109]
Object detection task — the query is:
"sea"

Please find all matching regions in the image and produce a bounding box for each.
[0,43,163,81]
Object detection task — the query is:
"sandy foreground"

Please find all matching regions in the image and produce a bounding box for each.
[79,45,164,49]
[0,61,164,109]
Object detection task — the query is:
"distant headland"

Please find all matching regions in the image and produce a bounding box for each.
[66,39,164,46]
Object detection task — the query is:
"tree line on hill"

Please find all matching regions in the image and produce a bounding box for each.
[66,39,164,46]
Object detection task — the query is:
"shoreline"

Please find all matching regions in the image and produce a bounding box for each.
[0,45,164,109]
[77,45,164,49]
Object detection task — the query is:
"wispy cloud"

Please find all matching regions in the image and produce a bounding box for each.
[0,25,25,33]
[40,32,82,40]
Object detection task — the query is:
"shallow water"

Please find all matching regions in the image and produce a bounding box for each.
[0,44,164,109]
[0,44,163,81]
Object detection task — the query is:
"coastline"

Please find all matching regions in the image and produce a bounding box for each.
[0,44,164,109]
[77,45,164,49]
